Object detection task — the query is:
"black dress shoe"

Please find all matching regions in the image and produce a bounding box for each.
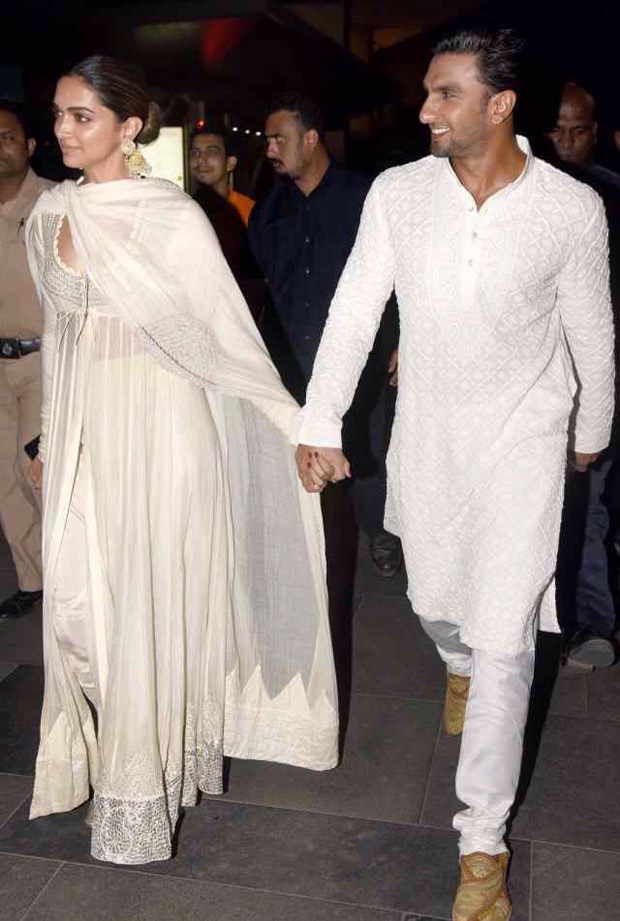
[369,532,403,579]
[0,589,43,621]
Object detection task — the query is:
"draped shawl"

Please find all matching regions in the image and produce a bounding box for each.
[26,178,338,829]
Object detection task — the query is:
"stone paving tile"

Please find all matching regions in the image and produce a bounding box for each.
[0,774,33,828]
[549,670,588,717]
[511,714,620,851]
[0,666,43,775]
[421,713,620,852]
[0,799,93,865]
[352,595,445,701]
[0,608,43,666]
[586,662,620,722]
[531,842,620,921]
[23,863,402,921]
[0,664,18,684]
[0,853,61,921]
[217,693,441,824]
[0,798,532,919]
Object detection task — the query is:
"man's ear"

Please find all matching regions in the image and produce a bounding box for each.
[27,138,36,158]
[489,90,516,125]
[303,128,319,150]
[226,155,238,174]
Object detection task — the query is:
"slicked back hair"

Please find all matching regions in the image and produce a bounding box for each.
[433,26,526,96]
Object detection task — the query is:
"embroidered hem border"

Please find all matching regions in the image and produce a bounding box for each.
[91,741,223,865]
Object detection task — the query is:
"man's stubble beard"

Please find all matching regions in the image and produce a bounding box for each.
[430,136,472,159]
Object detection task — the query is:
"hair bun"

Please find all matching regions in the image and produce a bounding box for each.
[137,101,162,146]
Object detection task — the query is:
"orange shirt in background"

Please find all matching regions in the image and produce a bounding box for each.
[227,188,255,227]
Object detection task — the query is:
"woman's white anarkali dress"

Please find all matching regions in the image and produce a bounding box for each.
[27,179,338,865]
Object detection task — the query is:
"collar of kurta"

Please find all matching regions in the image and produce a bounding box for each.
[445,135,534,208]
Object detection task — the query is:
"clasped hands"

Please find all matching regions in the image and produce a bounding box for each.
[295,445,351,493]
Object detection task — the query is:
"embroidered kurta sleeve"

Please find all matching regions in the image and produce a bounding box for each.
[557,194,615,453]
[295,176,396,447]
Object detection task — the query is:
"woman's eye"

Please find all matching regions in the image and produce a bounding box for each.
[76,115,90,123]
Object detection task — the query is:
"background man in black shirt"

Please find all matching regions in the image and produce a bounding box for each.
[249,91,401,595]
[547,81,619,670]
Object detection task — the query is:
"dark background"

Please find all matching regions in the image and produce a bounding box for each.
[4,0,619,183]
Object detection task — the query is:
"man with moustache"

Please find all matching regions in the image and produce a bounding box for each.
[248,91,401,588]
[295,28,614,920]
[0,100,53,621]
[546,82,620,671]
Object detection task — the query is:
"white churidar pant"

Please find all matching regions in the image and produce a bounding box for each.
[419,617,535,856]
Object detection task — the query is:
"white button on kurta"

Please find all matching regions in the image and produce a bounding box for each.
[297,138,614,656]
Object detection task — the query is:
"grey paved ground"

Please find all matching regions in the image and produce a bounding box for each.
[1,530,619,921]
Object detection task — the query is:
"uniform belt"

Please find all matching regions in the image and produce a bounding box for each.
[0,337,42,359]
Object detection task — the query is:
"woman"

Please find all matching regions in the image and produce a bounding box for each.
[26,56,337,865]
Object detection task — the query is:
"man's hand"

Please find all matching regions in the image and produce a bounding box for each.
[388,348,398,387]
[27,456,43,491]
[295,445,351,493]
[570,451,599,473]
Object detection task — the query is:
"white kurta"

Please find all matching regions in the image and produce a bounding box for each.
[297,138,614,656]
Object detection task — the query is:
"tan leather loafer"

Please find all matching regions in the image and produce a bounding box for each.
[452,851,511,921]
[443,672,471,735]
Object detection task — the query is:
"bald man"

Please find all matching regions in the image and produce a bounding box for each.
[548,83,620,671]
[548,82,597,166]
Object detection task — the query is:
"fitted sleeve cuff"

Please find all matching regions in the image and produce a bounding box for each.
[293,406,343,448]
[573,418,613,455]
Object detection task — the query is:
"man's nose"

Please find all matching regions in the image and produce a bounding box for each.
[557,129,572,149]
[419,98,434,124]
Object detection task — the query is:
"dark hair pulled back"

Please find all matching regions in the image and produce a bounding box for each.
[68,55,161,144]
[433,26,525,95]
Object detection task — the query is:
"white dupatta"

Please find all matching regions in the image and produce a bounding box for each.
[26,179,338,858]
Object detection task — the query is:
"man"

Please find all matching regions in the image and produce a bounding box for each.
[0,100,53,621]
[547,82,620,670]
[296,28,613,920]
[190,126,258,306]
[546,81,620,192]
[248,91,401,579]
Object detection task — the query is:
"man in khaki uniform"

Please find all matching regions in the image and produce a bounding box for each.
[0,100,53,621]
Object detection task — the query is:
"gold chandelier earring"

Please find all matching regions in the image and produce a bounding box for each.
[122,137,151,178]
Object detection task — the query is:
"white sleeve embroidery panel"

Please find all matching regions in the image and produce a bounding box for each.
[557,194,615,453]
